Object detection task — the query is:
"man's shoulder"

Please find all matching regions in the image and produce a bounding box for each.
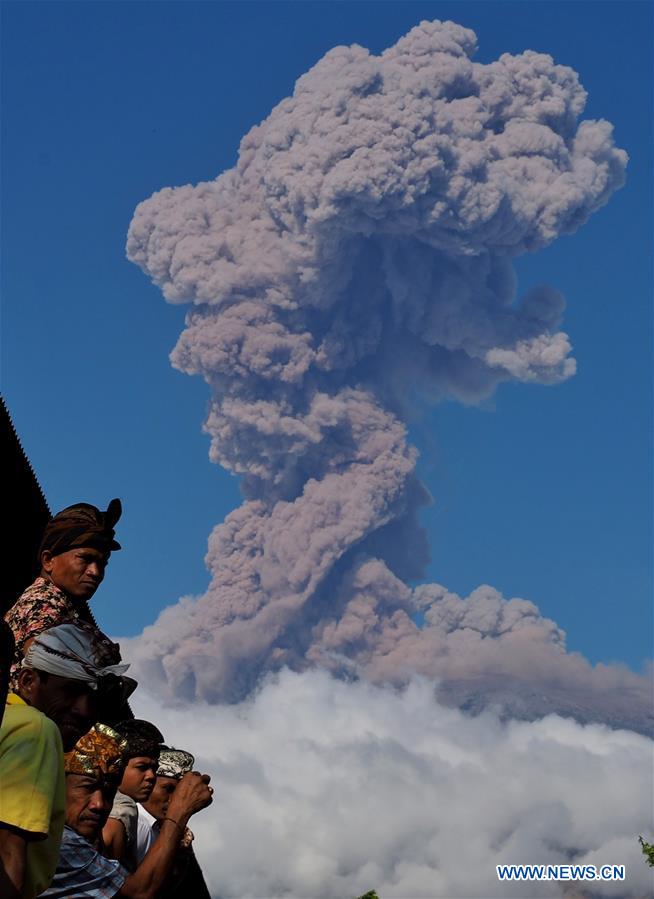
[110,790,138,824]
[2,694,62,745]
[0,698,64,840]
[60,826,121,866]
[61,825,96,851]
[14,577,67,604]
[113,791,137,811]
[137,805,156,828]
[58,825,127,876]
[6,578,72,622]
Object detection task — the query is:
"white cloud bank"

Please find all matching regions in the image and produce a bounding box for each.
[133,669,654,899]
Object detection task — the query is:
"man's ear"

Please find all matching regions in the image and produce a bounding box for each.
[40,550,55,575]
[15,667,38,703]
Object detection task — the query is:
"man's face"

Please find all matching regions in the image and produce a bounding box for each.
[41,546,109,600]
[120,756,158,803]
[65,773,118,841]
[18,669,97,750]
[142,776,178,822]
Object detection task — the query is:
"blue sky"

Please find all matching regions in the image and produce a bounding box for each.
[2,1,651,671]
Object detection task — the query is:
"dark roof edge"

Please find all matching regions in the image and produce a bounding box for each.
[1,393,50,516]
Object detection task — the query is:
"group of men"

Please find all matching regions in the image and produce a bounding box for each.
[0,500,213,898]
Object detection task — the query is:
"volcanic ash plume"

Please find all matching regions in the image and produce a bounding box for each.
[126,20,645,730]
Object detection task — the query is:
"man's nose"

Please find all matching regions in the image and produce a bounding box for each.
[86,561,103,580]
[88,788,107,812]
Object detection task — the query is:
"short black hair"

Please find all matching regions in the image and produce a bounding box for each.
[113,719,164,761]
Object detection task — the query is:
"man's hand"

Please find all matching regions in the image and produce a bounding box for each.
[119,772,214,899]
[167,772,213,825]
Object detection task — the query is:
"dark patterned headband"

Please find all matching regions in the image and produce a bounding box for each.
[39,499,122,558]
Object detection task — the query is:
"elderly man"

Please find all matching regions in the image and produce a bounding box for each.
[5,499,123,685]
[42,728,213,898]
[136,748,212,898]
[0,623,131,899]
[103,721,164,871]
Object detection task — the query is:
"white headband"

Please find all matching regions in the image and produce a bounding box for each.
[22,623,129,688]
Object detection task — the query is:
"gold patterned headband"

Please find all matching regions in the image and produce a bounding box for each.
[64,723,127,779]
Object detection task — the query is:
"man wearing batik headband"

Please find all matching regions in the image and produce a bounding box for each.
[19,623,133,749]
[5,499,123,687]
[103,721,164,872]
[0,623,130,899]
[41,724,129,898]
[135,749,194,863]
[42,731,214,899]
[136,748,211,899]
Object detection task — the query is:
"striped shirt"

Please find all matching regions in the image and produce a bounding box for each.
[39,825,127,898]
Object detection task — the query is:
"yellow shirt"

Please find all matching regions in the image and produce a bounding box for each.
[0,693,65,898]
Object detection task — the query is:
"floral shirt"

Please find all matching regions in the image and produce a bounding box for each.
[5,577,120,683]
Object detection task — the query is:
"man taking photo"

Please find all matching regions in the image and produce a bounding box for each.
[137,747,212,898]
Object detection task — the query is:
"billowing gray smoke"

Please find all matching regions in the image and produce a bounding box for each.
[127,21,648,732]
